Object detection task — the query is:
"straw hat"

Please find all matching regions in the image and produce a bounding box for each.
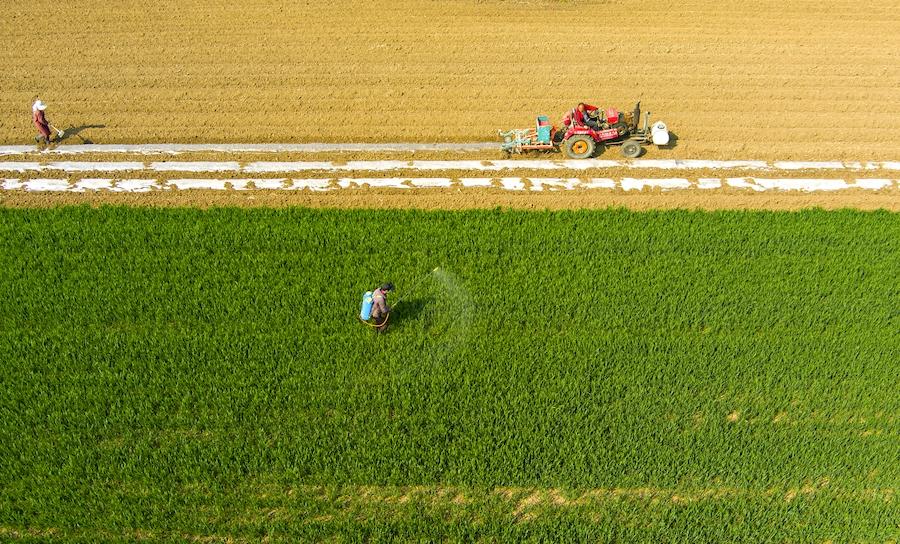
[32,99,47,111]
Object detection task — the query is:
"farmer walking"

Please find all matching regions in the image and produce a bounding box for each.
[32,99,54,145]
[371,282,394,333]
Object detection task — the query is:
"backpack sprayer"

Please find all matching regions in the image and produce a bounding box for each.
[359,267,440,323]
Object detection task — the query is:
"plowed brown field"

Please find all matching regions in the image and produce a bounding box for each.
[2,188,897,212]
[2,0,899,161]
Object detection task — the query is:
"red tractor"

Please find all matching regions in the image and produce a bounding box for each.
[554,102,670,159]
[499,102,671,159]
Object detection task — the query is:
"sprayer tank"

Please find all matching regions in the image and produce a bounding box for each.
[360,291,374,320]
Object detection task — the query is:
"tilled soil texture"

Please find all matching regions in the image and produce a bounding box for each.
[2,189,896,212]
[2,0,900,160]
[0,150,505,164]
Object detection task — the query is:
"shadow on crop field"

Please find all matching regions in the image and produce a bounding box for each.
[391,297,430,330]
[58,124,106,144]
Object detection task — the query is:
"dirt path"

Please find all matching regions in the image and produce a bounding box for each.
[3,188,896,211]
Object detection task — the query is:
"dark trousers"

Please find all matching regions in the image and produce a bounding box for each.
[373,313,388,332]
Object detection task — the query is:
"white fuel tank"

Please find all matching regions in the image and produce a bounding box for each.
[651,121,670,146]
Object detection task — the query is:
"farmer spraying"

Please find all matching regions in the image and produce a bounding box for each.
[358,268,439,333]
[370,283,394,332]
[32,99,62,145]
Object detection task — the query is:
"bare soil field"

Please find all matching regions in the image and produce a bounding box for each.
[2,188,896,212]
[2,0,899,161]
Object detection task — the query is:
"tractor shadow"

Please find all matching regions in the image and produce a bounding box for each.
[611,131,679,158]
[58,124,106,144]
[658,130,680,151]
[388,297,430,331]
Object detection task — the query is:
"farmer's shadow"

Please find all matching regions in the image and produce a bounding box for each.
[389,297,430,330]
[58,124,106,144]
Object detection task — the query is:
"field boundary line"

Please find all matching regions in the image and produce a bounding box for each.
[2,159,900,173]
[0,143,499,155]
[2,177,896,193]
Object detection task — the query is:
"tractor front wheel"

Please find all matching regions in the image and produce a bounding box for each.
[565,135,596,159]
[621,140,643,159]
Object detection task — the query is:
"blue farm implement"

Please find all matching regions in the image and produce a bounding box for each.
[499,115,556,155]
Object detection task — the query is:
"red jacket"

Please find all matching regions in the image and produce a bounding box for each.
[33,109,51,138]
[563,104,599,127]
[573,104,599,125]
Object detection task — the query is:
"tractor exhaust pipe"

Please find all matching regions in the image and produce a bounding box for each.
[632,101,641,132]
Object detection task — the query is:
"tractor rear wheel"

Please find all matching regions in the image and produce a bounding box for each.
[622,140,643,158]
[565,135,595,159]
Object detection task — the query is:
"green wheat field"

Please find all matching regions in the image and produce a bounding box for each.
[1,207,898,542]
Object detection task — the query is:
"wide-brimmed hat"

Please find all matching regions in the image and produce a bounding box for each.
[32,100,47,111]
